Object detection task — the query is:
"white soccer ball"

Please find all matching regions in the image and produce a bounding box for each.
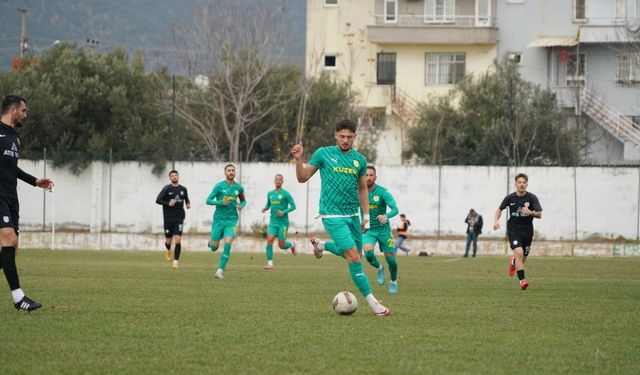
[332,291,358,315]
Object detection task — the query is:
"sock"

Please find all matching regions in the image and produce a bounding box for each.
[517,269,525,281]
[365,294,379,308]
[364,250,380,268]
[267,260,273,266]
[386,255,398,282]
[174,243,181,260]
[209,241,219,252]
[324,242,344,258]
[1,247,20,291]
[266,244,273,261]
[218,243,232,270]
[348,262,372,297]
[283,241,292,249]
[11,288,25,303]
[165,242,171,250]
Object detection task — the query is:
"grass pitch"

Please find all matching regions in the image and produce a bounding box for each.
[1,249,638,374]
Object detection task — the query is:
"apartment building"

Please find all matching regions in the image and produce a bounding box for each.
[497,0,640,164]
[306,0,497,164]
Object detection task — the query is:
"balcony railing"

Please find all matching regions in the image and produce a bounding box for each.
[371,13,495,27]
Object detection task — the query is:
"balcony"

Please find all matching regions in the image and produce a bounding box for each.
[367,14,497,45]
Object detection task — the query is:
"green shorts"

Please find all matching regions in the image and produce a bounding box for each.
[321,216,362,253]
[267,221,289,240]
[363,229,396,253]
[211,220,237,241]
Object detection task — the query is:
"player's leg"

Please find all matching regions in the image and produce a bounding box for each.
[264,229,276,269]
[216,224,237,278]
[0,205,41,311]
[208,222,224,252]
[172,222,184,268]
[380,234,397,292]
[277,225,295,255]
[164,221,173,261]
[362,232,381,269]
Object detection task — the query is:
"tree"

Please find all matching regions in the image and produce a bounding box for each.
[168,0,298,162]
[406,59,582,166]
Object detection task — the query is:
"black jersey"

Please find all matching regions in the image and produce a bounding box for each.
[156,184,190,221]
[0,121,37,203]
[499,191,542,231]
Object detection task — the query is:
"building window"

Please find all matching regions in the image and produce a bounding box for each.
[566,52,586,86]
[324,0,338,6]
[384,0,398,23]
[324,54,337,70]
[426,53,465,85]
[508,52,523,64]
[617,53,640,84]
[574,0,586,21]
[377,52,396,85]
[425,0,455,23]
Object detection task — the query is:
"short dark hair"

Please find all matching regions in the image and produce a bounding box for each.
[2,95,26,114]
[169,170,178,175]
[515,173,528,182]
[335,119,357,133]
[366,165,376,174]
[224,164,235,170]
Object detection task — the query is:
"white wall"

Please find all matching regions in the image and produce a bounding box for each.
[16,161,640,241]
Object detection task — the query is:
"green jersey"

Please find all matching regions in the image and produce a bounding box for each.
[308,145,367,216]
[206,180,246,223]
[264,188,296,224]
[368,184,399,231]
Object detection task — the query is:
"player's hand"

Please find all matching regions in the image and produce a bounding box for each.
[237,204,243,211]
[376,215,387,224]
[361,218,370,232]
[261,208,267,213]
[222,198,229,206]
[493,222,500,230]
[36,178,54,192]
[276,210,283,217]
[291,143,303,160]
[169,199,176,207]
[186,203,191,209]
[521,206,533,216]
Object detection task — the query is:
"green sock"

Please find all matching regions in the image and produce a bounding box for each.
[348,262,372,297]
[219,243,232,270]
[283,241,292,249]
[324,241,344,258]
[266,244,273,261]
[386,255,398,282]
[364,250,380,268]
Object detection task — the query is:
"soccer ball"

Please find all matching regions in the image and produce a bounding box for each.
[332,291,358,315]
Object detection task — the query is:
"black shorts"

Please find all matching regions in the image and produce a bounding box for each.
[507,231,533,256]
[164,220,184,237]
[0,198,19,235]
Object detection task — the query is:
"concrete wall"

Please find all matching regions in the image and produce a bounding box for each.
[16,161,640,242]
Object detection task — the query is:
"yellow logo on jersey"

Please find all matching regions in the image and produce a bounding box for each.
[235,190,239,196]
[373,196,379,202]
[332,166,357,175]
[353,160,359,168]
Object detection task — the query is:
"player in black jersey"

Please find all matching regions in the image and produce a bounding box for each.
[156,170,190,268]
[1,95,54,311]
[493,173,542,290]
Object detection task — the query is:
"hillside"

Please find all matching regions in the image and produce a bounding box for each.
[0,0,306,73]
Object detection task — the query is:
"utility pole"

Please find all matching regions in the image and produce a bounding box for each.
[17,8,28,58]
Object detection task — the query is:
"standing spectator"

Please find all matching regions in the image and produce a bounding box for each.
[463,209,483,257]
[395,214,411,255]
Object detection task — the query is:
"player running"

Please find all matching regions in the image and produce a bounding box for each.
[362,166,400,293]
[493,173,543,290]
[292,119,390,316]
[206,164,246,279]
[156,169,190,269]
[261,174,297,269]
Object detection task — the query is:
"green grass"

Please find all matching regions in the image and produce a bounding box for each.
[1,250,639,374]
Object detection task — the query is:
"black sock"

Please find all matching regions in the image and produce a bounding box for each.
[165,242,171,250]
[517,269,525,281]
[174,243,181,260]
[1,247,20,290]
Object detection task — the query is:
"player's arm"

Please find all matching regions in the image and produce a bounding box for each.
[261,194,271,213]
[523,196,543,219]
[16,167,37,187]
[358,175,370,230]
[292,143,318,183]
[184,188,191,209]
[284,193,296,214]
[206,186,222,206]
[237,188,247,210]
[493,208,503,230]
[384,192,399,220]
[156,186,169,205]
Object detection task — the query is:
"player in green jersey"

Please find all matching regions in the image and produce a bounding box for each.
[261,173,297,269]
[362,166,400,293]
[206,164,246,279]
[292,119,390,317]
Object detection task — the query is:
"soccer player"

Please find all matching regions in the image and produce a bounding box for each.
[156,169,191,269]
[292,119,390,316]
[0,95,54,311]
[206,164,246,279]
[261,174,297,269]
[493,173,543,290]
[362,166,400,293]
